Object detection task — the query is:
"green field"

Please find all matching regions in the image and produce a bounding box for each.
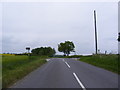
[79,54,119,74]
[2,55,47,88]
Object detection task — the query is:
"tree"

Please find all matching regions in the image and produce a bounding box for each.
[31,47,56,56]
[58,41,75,56]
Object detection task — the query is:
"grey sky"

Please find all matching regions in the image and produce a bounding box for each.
[2,2,118,55]
[0,2,2,54]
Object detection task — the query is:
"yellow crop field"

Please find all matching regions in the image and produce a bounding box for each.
[0,54,15,56]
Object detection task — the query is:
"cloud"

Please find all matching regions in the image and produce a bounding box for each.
[2,2,118,54]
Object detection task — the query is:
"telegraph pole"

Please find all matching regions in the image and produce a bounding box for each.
[94,10,98,54]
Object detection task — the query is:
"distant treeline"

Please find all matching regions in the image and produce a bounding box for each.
[3,47,56,57]
[53,55,83,58]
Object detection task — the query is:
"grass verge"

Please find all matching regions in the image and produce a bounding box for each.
[2,55,47,88]
[79,54,119,74]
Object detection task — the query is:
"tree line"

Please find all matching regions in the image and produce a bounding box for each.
[29,41,75,56]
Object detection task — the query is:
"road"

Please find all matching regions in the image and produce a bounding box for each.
[11,58,118,89]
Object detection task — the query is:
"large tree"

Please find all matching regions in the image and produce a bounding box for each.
[31,47,56,56]
[58,41,75,56]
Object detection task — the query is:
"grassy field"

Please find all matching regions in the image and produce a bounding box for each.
[2,55,47,88]
[79,54,119,74]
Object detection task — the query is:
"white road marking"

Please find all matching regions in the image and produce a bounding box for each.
[62,59,65,62]
[73,72,86,90]
[65,62,70,68]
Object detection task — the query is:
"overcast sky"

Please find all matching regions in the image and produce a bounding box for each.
[1,2,118,55]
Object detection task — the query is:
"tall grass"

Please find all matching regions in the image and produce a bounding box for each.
[2,55,47,88]
[79,54,119,74]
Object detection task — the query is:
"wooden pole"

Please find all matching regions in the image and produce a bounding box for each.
[94,10,98,54]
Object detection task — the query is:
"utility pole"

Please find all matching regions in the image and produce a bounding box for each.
[118,32,120,42]
[94,10,98,54]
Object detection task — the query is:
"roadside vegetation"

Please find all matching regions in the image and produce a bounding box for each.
[2,55,47,88]
[79,54,119,74]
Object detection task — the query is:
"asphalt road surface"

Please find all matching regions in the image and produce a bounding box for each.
[11,58,118,89]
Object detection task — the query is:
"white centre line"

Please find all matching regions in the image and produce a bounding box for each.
[73,72,86,90]
[65,62,70,68]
